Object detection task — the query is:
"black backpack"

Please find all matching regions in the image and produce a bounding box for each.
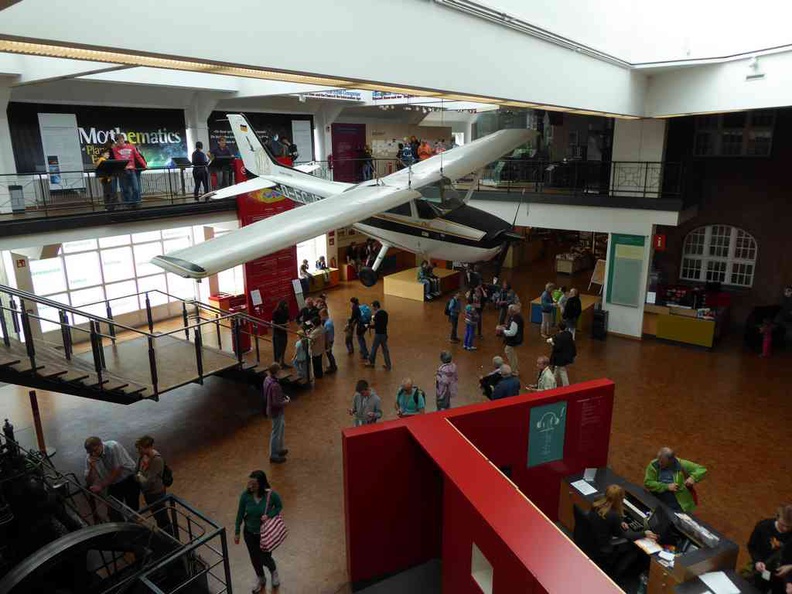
[161,461,174,487]
[412,387,426,408]
[444,298,455,316]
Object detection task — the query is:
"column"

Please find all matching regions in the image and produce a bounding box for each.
[610,119,667,198]
[184,93,219,154]
[0,83,18,214]
[313,103,344,162]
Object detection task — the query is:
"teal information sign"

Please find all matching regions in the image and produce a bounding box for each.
[527,401,567,467]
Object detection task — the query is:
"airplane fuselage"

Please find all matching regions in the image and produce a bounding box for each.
[259,167,509,264]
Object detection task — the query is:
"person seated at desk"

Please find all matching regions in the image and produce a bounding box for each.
[747,504,792,594]
[644,447,707,513]
[315,255,328,270]
[588,485,658,585]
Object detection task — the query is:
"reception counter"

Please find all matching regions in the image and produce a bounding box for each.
[643,304,727,349]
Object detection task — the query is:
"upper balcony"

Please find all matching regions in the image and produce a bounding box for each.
[0,166,236,239]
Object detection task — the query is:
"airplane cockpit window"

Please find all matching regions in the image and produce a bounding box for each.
[385,202,412,217]
[414,199,442,220]
[418,176,466,212]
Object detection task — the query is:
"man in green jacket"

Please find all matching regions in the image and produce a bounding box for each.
[644,447,707,512]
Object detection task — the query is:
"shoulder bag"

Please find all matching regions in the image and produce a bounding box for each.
[260,490,288,552]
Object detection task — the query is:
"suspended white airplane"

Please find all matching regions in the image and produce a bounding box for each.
[152,114,530,286]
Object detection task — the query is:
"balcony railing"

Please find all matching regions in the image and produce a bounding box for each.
[0,157,685,225]
[302,157,685,200]
[0,165,234,222]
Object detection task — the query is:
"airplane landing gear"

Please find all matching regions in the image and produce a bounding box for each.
[358,242,391,287]
[358,267,378,287]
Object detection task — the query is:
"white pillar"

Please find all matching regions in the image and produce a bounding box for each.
[0,83,18,214]
[610,119,667,197]
[313,103,344,162]
[184,93,219,154]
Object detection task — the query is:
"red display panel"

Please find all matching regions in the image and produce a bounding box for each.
[234,159,298,323]
[342,379,619,593]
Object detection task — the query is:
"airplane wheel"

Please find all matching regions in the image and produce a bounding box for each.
[358,267,378,287]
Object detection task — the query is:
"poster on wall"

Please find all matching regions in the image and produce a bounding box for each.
[527,401,567,468]
[606,234,646,308]
[38,113,85,189]
[208,111,314,164]
[290,120,314,162]
[8,102,187,172]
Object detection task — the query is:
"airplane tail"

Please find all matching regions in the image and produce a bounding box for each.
[227,114,278,177]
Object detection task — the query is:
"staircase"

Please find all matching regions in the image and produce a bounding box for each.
[0,285,303,404]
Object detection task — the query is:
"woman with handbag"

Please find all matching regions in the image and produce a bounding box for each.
[234,470,284,592]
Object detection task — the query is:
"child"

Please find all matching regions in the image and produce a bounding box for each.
[292,331,309,380]
[463,303,479,351]
[344,322,354,354]
[760,318,774,358]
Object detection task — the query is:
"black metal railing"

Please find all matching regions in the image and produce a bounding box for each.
[0,283,310,399]
[304,157,684,199]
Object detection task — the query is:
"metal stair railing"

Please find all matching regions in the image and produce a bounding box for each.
[0,283,312,399]
[76,288,312,384]
[0,284,252,399]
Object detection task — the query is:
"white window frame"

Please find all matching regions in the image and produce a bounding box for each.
[680,225,757,288]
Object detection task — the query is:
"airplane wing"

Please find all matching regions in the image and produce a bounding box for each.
[199,176,276,201]
[380,128,531,189]
[152,184,422,279]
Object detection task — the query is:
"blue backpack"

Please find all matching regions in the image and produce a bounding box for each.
[358,304,372,325]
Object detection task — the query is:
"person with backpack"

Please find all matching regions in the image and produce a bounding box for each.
[234,470,283,592]
[435,351,458,410]
[446,292,462,342]
[463,302,480,351]
[348,379,382,426]
[395,378,426,417]
[263,364,290,464]
[365,300,391,370]
[348,297,369,358]
[498,303,524,375]
[134,435,173,533]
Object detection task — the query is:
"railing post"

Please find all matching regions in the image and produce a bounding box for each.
[0,297,9,347]
[254,323,260,364]
[147,335,159,398]
[231,317,243,364]
[182,302,189,339]
[59,310,72,360]
[643,162,649,199]
[105,300,116,343]
[90,321,104,389]
[214,313,222,349]
[9,297,20,338]
[167,167,174,204]
[145,292,154,333]
[193,326,204,384]
[18,299,36,370]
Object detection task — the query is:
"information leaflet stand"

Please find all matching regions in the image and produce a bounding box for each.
[171,157,191,196]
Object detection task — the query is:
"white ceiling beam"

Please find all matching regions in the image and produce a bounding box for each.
[11,55,125,86]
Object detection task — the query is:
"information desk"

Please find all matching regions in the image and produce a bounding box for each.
[559,468,739,594]
[307,268,339,293]
[674,570,760,593]
[643,304,727,349]
[530,293,601,334]
[383,267,460,302]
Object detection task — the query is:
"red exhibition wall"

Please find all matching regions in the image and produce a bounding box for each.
[234,159,299,321]
[342,423,443,585]
[342,379,620,593]
[449,381,614,520]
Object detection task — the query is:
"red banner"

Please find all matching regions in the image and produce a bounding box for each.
[234,159,298,326]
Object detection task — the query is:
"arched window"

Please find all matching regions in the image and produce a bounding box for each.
[680,225,757,287]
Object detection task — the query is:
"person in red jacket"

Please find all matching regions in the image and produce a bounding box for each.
[112,133,146,207]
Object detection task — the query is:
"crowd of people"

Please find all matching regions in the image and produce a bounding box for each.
[396,135,457,169]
